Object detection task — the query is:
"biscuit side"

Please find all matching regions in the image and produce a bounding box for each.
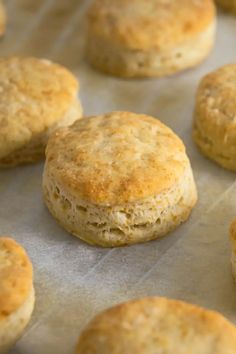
[87,21,215,78]
[43,161,197,247]
[0,287,35,354]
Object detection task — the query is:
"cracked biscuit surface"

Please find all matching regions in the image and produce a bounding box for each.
[86,0,216,78]
[0,57,82,167]
[193,64,236,171]
[43,111,197,247]
[0,237,35,354]
[75,297,236,354]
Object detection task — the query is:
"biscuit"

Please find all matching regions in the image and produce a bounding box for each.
[86,0,216,78]
[0,57,82,167]
[0,237,35,354]
[0,2,6,36]
[229,220,236,281]
[193,64,236,172]
[43,111,197,247]
[216,0,236,13]
[75,297,236,354]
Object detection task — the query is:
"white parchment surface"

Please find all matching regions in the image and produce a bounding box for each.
[0,1,236,353]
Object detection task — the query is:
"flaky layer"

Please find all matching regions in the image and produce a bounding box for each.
[43,163,197,247]
[87,22,215,78]
[0,287,35,354]
[75,297,236,354]
[0,98,82,167]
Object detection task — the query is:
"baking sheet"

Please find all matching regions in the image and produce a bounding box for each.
[1,1,236,353]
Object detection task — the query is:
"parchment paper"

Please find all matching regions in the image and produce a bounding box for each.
[0,1,236,353]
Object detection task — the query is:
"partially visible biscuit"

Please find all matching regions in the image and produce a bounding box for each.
[216,0,236,13]
[86,0,216,78]
[193,64,236,172]
[0,57,82,167]
[0,237,35,354]
[43,111,197,247]
[0,2,6,36]
[75,297,236,353]
[229,220,236,282]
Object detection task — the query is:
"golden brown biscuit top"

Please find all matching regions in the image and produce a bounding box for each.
[0,57,79,160]
[0,237,33,319]
[87,0,215,50]
[76,297,236,354]
[195,64,236,130]
[45,111,189,206]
